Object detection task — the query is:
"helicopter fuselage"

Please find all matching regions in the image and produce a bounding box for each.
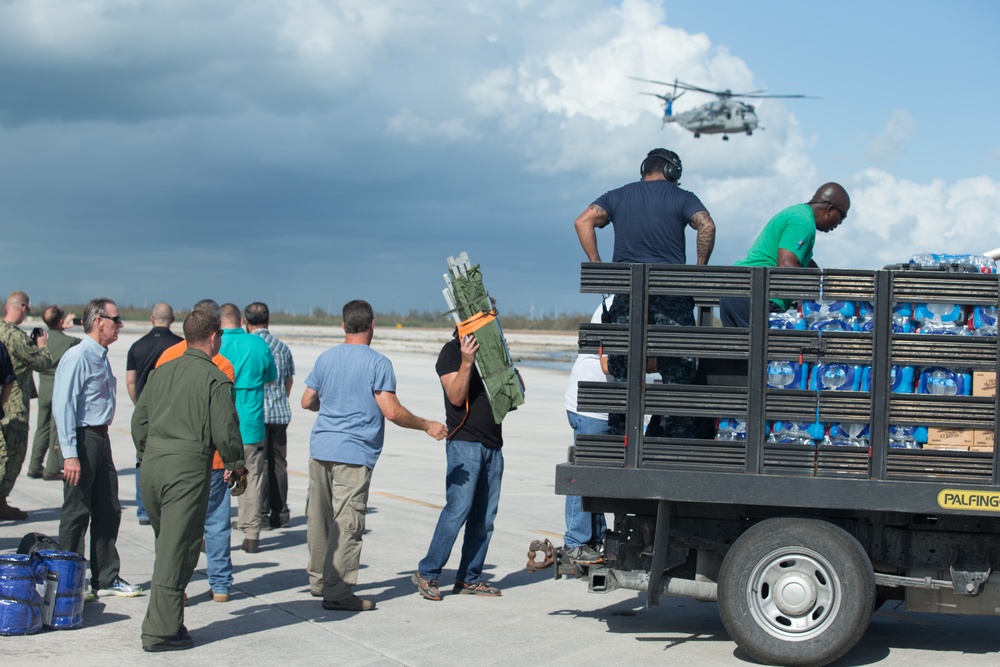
[666,99,758,137]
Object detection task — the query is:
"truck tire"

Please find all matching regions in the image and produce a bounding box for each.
[718,518,875,666]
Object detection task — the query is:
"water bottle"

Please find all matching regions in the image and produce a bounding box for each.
[927,370,958,396]
[826,422,869,447]
[889,425,919,449]
[909,252,940,267]
[715,418,746,441]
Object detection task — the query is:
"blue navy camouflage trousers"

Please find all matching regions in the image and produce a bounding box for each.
[607,294,698,438]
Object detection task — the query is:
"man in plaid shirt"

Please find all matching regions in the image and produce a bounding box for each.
[245,302,295,528]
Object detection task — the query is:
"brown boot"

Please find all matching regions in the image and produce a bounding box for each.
[0,499,27,521]
[242,539,259,553]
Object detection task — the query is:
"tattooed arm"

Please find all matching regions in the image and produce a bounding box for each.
[688,210,716,265]
[574,203,609,263]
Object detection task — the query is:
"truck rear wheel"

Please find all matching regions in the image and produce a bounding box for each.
[718,518,874,666]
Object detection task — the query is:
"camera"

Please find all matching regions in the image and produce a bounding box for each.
[30,327,45,346]
[72,317,83,326]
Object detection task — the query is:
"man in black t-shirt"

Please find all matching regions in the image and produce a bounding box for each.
[413,332,504,601]
[125,302,183,525]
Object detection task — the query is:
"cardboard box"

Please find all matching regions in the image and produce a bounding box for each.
[970,446,995,453]
[974,371,997,397]
[973,429,995,450]
[926,428,974,447]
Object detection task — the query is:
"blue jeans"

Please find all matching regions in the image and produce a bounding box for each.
[203,469,233,594]
[418,440,504,584]
[565,411,609,548]
[135,464,148,521]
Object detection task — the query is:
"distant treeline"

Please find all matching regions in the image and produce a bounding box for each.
[38,304,590,332]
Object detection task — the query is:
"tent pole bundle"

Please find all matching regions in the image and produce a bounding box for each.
[442,252,525,424]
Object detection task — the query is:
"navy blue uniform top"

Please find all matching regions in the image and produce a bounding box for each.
[593,180,707,264]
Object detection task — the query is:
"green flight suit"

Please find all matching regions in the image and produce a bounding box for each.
[132,347,245,648]
[0,321,52,500]
[29,329,80,475]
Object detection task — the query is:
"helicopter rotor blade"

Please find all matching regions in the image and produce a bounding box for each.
[629,76,714,95]
[732,92,821,99]
[630,76,819,101]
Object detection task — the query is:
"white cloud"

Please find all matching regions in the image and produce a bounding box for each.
[866,110,918,165]
[813,169,1000,269]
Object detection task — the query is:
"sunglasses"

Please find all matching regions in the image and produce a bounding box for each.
[821,199,848,221]
[100,313,123,325]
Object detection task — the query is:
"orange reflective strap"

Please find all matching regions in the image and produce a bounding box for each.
[457,309,497,339]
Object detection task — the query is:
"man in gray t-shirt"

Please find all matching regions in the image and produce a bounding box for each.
[300,299,446,613]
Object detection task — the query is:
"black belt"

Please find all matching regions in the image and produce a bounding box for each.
[80,425,109,434]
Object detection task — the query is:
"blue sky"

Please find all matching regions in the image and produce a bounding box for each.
[1,0,997,318]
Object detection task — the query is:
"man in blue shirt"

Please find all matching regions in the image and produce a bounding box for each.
[573,148,716,436]
[55,298,142,598]
[219,303,276,554]
[301,299,446,612]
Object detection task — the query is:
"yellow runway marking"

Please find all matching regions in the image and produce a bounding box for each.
[532,529,562,539]
[372,491,443,510]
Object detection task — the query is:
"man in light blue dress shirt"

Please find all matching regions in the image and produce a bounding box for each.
[54,297,142,598]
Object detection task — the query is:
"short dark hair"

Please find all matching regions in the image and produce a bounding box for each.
[43,305,64,329]
[193,299,221,317]
[244,302,270,326]
[342,300,374,334]
[184,309,221,344]
[220,303,241,324]
[83,298,116,333]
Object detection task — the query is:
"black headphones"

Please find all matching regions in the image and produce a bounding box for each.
[640,148,682,182]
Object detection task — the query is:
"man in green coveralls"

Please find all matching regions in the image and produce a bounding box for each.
[27,305,80,480]
[132,309,247,652]
[0,290,52,520]
[719,182,851,327]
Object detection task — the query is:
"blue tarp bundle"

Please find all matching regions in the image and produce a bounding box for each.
[38,550,86,630]
[0,554,46,636]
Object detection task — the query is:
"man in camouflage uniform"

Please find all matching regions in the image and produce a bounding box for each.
[0,291,52,520]
[573,149,716,437]
[27,305,80,480]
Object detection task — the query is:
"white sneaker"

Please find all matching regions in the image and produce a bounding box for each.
[97,577,143,597]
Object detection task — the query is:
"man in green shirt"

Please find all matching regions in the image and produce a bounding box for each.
[720,183,850,327]
[133,309,247,652]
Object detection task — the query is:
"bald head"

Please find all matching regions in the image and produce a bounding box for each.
[151,302,174,327]
[808,182,850,233]
[220,302,242,328]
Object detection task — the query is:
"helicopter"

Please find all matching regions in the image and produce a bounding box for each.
[630,77,817,140]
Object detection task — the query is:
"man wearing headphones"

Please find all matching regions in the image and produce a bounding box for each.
[573,148,716,436]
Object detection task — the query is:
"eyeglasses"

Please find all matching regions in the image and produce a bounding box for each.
[100,313,123,326]
[821,200,848,221]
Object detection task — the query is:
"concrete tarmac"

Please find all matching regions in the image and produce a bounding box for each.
[1,325,999,666]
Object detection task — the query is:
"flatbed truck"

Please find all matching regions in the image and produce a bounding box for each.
[555,263,1000,666]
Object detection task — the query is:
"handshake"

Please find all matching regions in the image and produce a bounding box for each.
[226,467,249,496]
